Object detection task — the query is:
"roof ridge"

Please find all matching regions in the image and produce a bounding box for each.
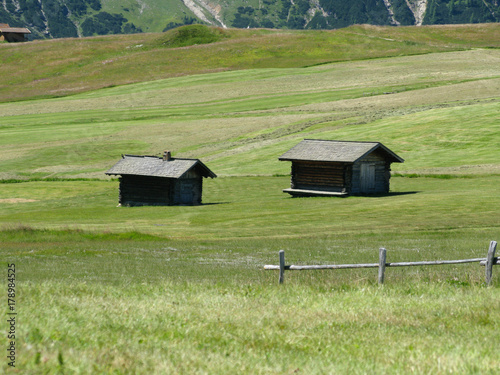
[122,154,201,161]
[303,139,379,144]
[123,154,159,158]
[107,155,216,178]
[279,139,403,163]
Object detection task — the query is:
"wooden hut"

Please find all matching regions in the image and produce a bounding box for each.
[0,24,31,42]
[279,140,404,197]
[105,151,216,206]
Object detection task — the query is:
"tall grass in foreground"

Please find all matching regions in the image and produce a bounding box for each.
[3,276,499,374]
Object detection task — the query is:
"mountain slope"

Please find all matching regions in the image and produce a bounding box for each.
[1,0,499,39]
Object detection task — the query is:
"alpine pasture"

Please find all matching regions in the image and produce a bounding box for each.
[1,24,500,374]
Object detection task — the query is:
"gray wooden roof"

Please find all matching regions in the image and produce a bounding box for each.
[0,24,31,34]
[105,155,216,179]
[279,139,404,163]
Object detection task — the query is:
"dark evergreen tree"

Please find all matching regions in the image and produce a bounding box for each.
[19,0,47,32]
[163,17,198,32]
[66,0,89,17]
[43,0,78,38]
[391,0,416,25]
[81,12,127,36]
[123,23,143,34]
[307,13,329,29]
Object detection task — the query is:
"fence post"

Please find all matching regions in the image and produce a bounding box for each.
[279,250,285,284]
[378,247,387,284]
[486,241,497,286]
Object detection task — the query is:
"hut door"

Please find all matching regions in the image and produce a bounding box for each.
[180,181,194,204]
[360,163,375,193]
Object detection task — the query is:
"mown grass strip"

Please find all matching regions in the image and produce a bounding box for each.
[2,24,500,103]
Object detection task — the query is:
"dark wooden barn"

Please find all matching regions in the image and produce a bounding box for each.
[105,151,217,206]
[0,24,30,42]
[279,139,404,197]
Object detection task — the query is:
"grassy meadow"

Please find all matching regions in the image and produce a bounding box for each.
[1,25,500,373]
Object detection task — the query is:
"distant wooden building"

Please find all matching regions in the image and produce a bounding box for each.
[279,139,404,197]
[0,24,31,42]
[105,151,216,206]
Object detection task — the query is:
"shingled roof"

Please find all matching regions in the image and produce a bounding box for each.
[105,155,216,179]
[0,24,31,34]
[279,139,404,163]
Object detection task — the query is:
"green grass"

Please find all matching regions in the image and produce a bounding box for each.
[1,24,500,374]
[0,176,499,239]
[101,0,196,33]
[1,175,500,373]
[4,279,498,374]
[153,25,230,47]
[1,24,500,103]
[2,225,500,373]
[1,48,499,179]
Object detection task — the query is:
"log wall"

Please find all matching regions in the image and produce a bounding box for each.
[289,148,394,196]
[119,175,172,206]
[291,161,347,193]
[0,32,27,42]
[119,173,204,206]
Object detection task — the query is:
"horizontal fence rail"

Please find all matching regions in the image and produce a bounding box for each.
[264,258,488,270]
[480,258,499,266]
[264,241,497,285]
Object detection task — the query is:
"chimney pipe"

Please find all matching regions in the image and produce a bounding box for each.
[163,151,171,161]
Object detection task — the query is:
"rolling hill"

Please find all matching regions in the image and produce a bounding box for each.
[1,24,499,181]
[1,23,500,103]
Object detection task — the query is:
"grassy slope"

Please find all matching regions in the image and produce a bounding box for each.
[1,24,500,103]
[1,48,499,179]
[100,0,197,33]
[1,24,500,374]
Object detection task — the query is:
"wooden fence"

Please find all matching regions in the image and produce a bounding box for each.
[264,241,498,285]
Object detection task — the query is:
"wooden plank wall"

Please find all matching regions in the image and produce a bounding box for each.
[351,151,391,194]
[291,161,347,193]
[172,177,203,205]
[119,170,205,206]
[1,32,27,42]
[119,175,172,206]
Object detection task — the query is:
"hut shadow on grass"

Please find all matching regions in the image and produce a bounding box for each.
[362,191,419,198]
[287,191,419,199]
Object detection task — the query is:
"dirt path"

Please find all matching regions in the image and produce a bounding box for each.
[0,198,38,203]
